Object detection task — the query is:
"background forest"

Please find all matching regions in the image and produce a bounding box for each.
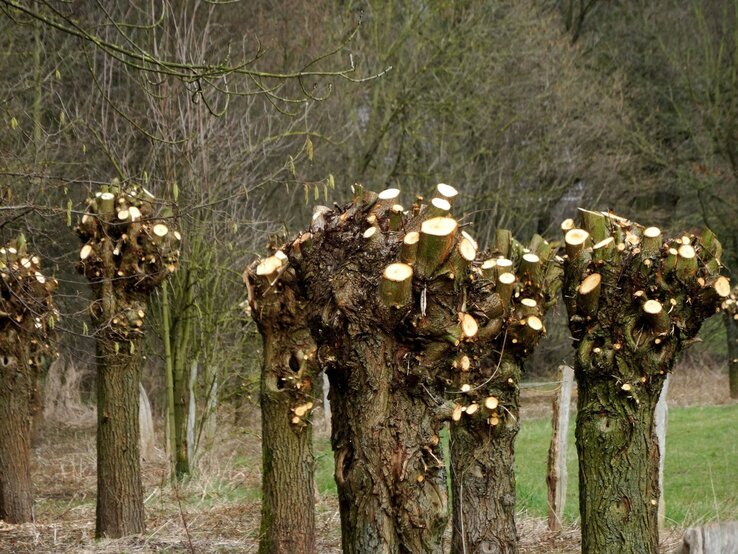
[0,0,736,552]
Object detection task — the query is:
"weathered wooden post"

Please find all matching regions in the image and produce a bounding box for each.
[546,365,574,532]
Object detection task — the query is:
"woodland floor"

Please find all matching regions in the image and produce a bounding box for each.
[0,362,734,553]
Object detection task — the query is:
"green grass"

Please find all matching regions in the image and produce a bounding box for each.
[515,403,738,527]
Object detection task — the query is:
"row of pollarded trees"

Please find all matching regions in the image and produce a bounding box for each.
[246,184,731,554]
[0,182,179,538]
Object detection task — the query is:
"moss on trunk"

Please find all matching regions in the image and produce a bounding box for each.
[563,212,728,554]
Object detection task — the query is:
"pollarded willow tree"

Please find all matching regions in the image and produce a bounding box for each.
[76,183,180,538]
[248,183,558,553]
[561,209,730,554]
[0,235,57,523]
[449,230,561,554]
[244,250,319,554]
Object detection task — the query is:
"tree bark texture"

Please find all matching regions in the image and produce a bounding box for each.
[266,185,556,553]
[245,257,318,554]
[450,231,561,554]
[94,326,146,538]
[76,185,180,538]
[0,238,57,523]
[563,211,728,554]
[450,357,520,554]
[0,345,33,523]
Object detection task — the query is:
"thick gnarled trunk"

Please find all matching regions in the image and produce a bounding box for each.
[575,373,661,554]
[562,210,728,554]
[329,334,448,554]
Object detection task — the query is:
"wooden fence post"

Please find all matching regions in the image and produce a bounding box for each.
[547,365,575,532]
[655,374,670,531]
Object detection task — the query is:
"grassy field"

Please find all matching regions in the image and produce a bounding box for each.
[515,403,738,526]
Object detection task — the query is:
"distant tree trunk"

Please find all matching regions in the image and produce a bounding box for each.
[246,256,318,554]
[0,238,57,524]
[562,210,728,554]
[76,184,180,538]
[0,348,34,523]
[94,322,146,538]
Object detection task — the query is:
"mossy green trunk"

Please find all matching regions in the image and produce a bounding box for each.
[450,358,521,554]
[328,334,448,554]
[575,371,662,554]
[0,350,33,523]
[94,325,146,538]
[562,212,728,554]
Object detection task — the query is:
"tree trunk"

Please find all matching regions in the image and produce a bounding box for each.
[94,327,146,538]
[0,240,56,524]
[450,359,520,554]
[562,212,728,554]
[0,351,34,523]
[726,312,738,399]
[575,370,662,554]
[246,256,318,554]
[76,184,180,539]
[258,329,316,554]
[328,333,448,554]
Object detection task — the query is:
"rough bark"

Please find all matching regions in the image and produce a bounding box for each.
[0,237,57,523]
[265,185,559,553]
[449,231,561,554]
[285,191,468,553]
[94,324,146,537]
[76,184,179,538]
[450,357,520,554]
[0,346,33,523]
[563,211,728,554]
[245,254,318,554]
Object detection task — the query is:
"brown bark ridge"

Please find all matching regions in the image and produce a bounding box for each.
[76,184,180,538]
[0,236,57,523]
[449,231,561,554]
[244,249,318,554]
[562,210,729,554]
